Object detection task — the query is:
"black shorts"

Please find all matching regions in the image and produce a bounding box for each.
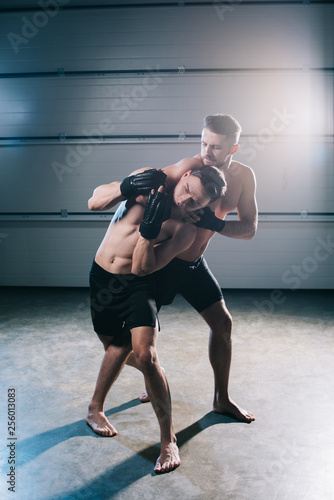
[154,257,223,313]
[90,261,157,344]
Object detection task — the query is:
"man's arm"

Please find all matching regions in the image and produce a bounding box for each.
[88,168,166,211]
[210,167,258,240]
[88,181,124,211]
[131,186,196,276]
[88,155,200,212]
[131,223,196,276]
[163,156,203,188]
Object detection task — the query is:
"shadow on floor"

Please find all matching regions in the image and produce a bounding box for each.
[17,399,142,467]
[18,401,235,500]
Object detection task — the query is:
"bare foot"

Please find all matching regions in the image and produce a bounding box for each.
[85,406,118,437]
[213,398,255,423]
[139,391,150,403]
[154,442,181,474]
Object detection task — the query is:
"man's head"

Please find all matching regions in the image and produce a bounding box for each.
[173,165,226,212]
[201,114,241,168]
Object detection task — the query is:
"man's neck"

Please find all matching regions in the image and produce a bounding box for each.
[170,203,186,221]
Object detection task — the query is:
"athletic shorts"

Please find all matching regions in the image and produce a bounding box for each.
[153,256,223,313]
[90,260,157,343]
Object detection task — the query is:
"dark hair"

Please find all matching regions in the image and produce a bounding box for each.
[203,114,241,144]
[191,165,226,202]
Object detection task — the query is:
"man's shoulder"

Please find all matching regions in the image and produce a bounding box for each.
[172,155,203,170]
[229,160,256,182]
[163,156,203,186]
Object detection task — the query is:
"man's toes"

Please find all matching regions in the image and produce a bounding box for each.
[154,462,162,473]
[171,459,180,471]
[245,412,255,422]
[154,458,166,474]
[104,426,117,436]
[88,422,117,437]
[154,458,180,474]
[163,462,179,473]
[139,392,150,403]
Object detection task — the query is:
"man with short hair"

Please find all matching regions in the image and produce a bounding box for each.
[130,114,258,422]
[86,165,226,473]
[89,113,257,425]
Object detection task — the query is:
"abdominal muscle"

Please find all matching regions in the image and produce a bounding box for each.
[95,209,216,271]
[94,197,221,272]
[95,202,144,274]
[94,201,174,274]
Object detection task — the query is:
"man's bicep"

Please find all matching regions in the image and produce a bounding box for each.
[238,169,258,219]
[88,181,123,211]
[128,157,201,185]
[163,157,203,185]
[237,191,258,222]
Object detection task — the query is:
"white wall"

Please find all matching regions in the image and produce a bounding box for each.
[0,1,333,288]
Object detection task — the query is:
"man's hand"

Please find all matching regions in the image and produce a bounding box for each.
[182,209,203,224]
[120,169,167,198]
[194,207,225,232]
[139,187,171,240]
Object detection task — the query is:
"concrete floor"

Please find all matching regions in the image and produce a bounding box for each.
[0,287,334,500]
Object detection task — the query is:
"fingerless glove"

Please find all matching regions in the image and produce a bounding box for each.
[139,190,171,240]
[194,207,225,232]
[120,169,167,198]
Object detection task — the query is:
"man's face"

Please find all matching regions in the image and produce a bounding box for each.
[201,127,235,167]
[173,171,211,213]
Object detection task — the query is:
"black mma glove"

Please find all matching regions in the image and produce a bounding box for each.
[194,207,225,232]
[139,190,171,240]
[120,169,167,198]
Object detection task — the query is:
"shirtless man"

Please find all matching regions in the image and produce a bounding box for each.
[90,114,257,424]
[86,165,226,473]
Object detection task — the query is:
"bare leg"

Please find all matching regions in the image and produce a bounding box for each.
[200,300,255,423]
[86,333,132,436]
[125,351,137,369]
[126,351,156,403]
[131,326,180,473]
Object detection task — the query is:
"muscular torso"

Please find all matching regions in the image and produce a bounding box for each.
[94,156,251,270]
[95,201,176,274]
[177,160,244,261]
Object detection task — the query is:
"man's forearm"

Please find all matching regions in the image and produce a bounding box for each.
[88,181,125,211]
[218,219,257,240]
[132,236,156,276]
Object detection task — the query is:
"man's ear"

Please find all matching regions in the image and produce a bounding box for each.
[230,144,239,155]
[181,170,192,178]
